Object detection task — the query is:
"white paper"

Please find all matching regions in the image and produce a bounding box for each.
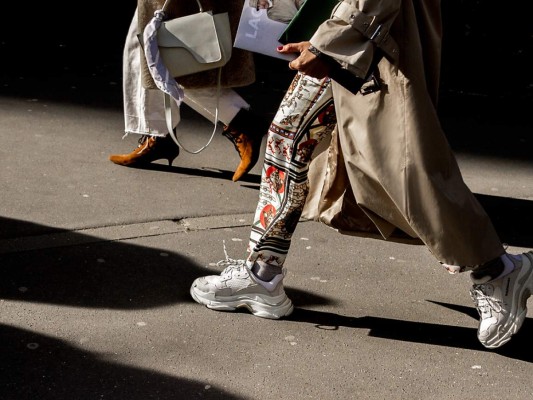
[234,6,296,61]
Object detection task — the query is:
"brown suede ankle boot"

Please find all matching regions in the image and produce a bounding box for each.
[222,109,270,182]
[109,135,180,167]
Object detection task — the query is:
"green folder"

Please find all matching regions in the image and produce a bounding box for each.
[277,0,340,44]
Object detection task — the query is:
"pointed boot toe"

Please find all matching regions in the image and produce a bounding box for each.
[108,135,180,167]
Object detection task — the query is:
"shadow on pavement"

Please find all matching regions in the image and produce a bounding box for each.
[0,217,330,310]
[2,213,532,369]
[0,217,70,241]
[127,162,262,185]
[0,324,245,400]
[288,308,533,363]
[0,239,200,309]
[426,300,533,361]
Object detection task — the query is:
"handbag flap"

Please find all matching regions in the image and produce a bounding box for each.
[158,12,222,64]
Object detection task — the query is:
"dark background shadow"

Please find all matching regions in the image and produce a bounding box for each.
[0,1,531,127]
[439,0,531,114]
[476,194,533,248]
[0,2,531,163]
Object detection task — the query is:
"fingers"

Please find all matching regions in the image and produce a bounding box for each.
[277,41,309,54]
[278,42,311,73]
[277,43,297,54]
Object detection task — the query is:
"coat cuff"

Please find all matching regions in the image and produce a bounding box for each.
[333,1,399,62]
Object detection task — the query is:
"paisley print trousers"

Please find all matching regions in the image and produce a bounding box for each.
[246,73,335,267]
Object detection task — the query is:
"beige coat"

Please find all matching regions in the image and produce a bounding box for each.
[266,0,306,24]
[137,0,255,89]
[303,0,503,266]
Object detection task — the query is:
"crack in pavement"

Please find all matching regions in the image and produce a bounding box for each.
[0,213,255,254]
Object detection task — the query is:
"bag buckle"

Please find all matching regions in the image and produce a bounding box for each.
[360,75,381,95]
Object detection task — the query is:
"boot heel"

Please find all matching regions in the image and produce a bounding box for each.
[167,155,177,166]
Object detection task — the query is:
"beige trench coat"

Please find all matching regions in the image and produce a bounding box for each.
[302,0,504,267]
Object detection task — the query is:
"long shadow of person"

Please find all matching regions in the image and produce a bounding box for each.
[0,324,247,400]
[0,216,329,310]
[0,217,332,399]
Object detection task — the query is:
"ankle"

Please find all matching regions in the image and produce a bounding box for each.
[228,108,270,138]
[251,261,283,282]
[471,254,514,284]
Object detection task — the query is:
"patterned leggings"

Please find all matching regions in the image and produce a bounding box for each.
[246,73,335,267]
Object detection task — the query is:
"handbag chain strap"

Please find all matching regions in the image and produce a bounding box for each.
[161,0,224,154]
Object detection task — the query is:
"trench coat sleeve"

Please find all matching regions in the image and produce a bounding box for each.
[309,0,400,79]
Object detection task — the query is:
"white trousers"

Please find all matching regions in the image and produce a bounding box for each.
[123,8,250,138]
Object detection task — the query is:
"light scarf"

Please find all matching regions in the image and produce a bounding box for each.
[142,9,185,107]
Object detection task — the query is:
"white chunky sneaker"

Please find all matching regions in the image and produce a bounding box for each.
[190,258,293,319]
[470,252,533,349]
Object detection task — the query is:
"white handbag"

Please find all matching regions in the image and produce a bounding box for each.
[144,0,233,154]
[157,1,232,78]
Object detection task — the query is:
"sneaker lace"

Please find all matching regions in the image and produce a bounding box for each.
[470,285,504,315]
[216,240,247,276]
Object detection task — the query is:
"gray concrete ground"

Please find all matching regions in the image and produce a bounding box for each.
[1,92,532,400]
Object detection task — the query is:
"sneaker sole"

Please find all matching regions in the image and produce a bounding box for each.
[190,286,294,320]
[482,251,533,349]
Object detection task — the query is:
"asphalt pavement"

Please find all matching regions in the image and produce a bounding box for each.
[1,44,533,400]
